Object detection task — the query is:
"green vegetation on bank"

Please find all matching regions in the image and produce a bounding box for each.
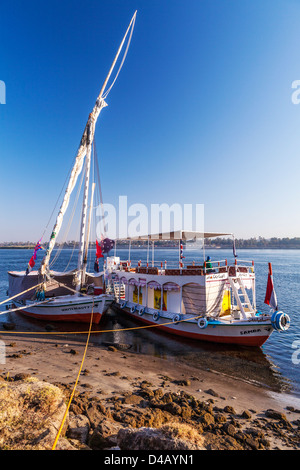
[205,237,300,249]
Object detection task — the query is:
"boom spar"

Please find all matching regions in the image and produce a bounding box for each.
[40,11,137,278]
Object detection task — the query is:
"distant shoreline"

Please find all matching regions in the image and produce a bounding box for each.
[0,246,36,249]
[1,236,300,250]
[1,246,300,250]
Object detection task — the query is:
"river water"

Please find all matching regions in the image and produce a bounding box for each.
[1,248,299,398]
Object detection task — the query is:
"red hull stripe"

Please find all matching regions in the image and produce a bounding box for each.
[20,311,102,324]
[115,307,270,347]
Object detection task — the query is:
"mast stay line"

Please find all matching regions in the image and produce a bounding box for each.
[40,11,137,281]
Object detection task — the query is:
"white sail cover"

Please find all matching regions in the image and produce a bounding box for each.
[40,141,87,275]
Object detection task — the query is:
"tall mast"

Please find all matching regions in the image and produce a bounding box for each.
[75,122,94,290]
[84,182,96,268]
[40,11,137,279]
[80,181,96,286]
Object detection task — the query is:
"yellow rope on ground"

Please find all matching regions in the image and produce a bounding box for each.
[51,299,95,451]
[0,298,201,449]
[0,278,217,450]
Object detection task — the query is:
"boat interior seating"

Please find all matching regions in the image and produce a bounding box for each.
[228,266,237,276]
[135,267,159,274]
[218,267,227,273]
[238,267,248,273]
[164,268,204,275]
[119,261,250,277]
[164,269,181,275]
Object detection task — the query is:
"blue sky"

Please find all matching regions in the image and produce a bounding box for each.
[1,0,300,242]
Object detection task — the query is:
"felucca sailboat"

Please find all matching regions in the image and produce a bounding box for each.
[7,12,137,324]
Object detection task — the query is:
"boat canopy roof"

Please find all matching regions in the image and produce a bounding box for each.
[120,230,233,241]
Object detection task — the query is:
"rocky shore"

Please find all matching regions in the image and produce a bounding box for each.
[0,331,299,450]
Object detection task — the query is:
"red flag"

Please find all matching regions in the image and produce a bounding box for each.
[96,240,104,258]
[264,263,278,311]
[26,239,43,273]
[26,255,35,274]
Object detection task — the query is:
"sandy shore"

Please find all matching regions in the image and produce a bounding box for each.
[0,329,299,450]
[0,330,296,412]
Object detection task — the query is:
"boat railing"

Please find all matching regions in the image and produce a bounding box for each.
[113,258,255,276]
[226,259,255,277]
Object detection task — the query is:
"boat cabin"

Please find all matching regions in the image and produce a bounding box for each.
[105,254,256,320]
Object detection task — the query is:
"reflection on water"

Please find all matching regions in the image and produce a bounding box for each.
[5,305,292,396]
[103,308,292,394]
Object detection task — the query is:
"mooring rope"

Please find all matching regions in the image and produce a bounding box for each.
[51,298,95,450]
[0,290,203,450]
[1,277,204,333]
[1,278,205,451]
[0,298,53,316]
[0,312,203,336]
[0,282,45,306]
[0,278,91,317]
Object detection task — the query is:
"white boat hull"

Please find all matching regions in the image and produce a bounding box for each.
[114,302,274,347]
[14,294,114,324]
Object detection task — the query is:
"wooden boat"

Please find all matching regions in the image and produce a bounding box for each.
[105,231,290,346]
[6,12,137,324]
[8,270,110,324]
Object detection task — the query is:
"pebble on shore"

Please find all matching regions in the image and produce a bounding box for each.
[0,372,299,450]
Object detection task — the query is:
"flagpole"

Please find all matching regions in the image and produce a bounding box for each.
[265,262,278,311]
[233,234,237,258]
[268,262,272,276]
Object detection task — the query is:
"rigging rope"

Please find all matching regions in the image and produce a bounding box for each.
[102,13,136,100]
[1,273,204,329]
[0,282,45,306]
[0,277,90,317]
[94,139,106,238]
[0,298,52,316]
[40,152,78,243]
[49,158,86,269]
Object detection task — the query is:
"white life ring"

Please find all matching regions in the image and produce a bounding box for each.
[197,317,208,329]
[137,306,145,316]
[271,311,290,332]
[173,314,181,324]
[130,305,137,313]
[120,301,127,309]
[153,311,160,321]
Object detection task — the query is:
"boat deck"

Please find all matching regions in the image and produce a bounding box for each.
[112,258,255,277]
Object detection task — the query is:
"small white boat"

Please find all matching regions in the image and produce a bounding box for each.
[105,231,290,346]
[12,292,112,324]
[8,270,112,324]
[6,13,137,324]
